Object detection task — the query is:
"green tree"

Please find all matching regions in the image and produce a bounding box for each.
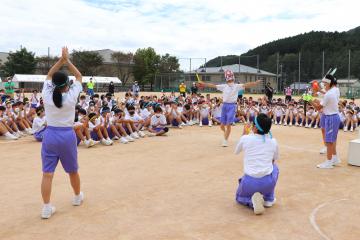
[111,51,133,86]
[71,50,104,76]
[0,47,36,76]
[133,47,160,90]
[36,56,60,74]
[159,53,180,73]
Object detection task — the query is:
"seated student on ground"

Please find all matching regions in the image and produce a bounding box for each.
[148,106,169,136]
[234,113,279,215]
[32,106,47,142]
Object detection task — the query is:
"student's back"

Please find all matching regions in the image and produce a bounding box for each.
[235,134,278,178]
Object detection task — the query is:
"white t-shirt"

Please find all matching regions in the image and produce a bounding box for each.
[42,80,82,127]
[150,114,167,127]
[235,134,279,178]
[32,116,46,133]
[89,118,101,131]
[212,105,222,118]
[216,83,244,103]
[200,107,210,118]
[321,87,339,115]
[125,113,143,122]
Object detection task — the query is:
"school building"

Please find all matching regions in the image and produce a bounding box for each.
[154,64,277,93]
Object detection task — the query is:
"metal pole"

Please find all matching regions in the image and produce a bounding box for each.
[348,49,351,94]
[276,53,279,92]
[47,47,50,71]
[280,64,283,92]
[238,55,241,82]
[298,52,301,94]
[322,51,324,77]
[220,56,223,69]
[204,58,207,82]
[257,55,260,73]
[190,58,192,82]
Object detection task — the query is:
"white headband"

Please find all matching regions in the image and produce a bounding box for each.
[322,78,331,84]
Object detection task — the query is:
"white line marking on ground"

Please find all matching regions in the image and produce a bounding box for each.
[280,144,319,153]
[309,198,349,240]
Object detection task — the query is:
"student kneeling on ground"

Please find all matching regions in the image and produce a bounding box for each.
[234,113,279,215]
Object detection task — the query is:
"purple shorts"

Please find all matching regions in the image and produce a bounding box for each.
[107,126,115,139]
[90,130,100,141]
[34,127,46,142]
[324,114,340,143]
[320,114,325,129]
[41,126,78,173]
[236,164,279,208]
[201,118,209,125]
[153,127,164,133]
[221,103,236,125]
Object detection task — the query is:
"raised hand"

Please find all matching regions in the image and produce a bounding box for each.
[61,46,70,62]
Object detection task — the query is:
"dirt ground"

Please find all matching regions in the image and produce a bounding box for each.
[0,121,359,240]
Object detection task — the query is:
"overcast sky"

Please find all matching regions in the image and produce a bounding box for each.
[0,0,358,70]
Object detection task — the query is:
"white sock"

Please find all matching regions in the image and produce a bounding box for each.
[332,154,338,160]
[44,203,51,208]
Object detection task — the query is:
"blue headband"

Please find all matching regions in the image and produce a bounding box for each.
[254,117,272,142]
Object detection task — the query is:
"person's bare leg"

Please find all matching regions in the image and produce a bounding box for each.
[69,172,80,196]
[41,173,54,204]
[224,125,231,140]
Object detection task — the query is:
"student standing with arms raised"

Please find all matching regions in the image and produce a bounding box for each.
[40,47,84,219]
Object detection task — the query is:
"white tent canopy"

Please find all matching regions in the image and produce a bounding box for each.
[11,74,121,84]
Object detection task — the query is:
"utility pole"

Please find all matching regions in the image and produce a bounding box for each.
[298,52,301,94]
[280,64,283,92]
[238,55,241,82]
[276,53,279,92]
[348,49,351,94]
[47,47,50,71]
[322,51,325,77]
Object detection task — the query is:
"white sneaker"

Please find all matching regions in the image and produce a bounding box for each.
[331,157,341,166]
[264,198,276,208]
[14,132,21,138]
[284,123,287,126]
[314,125,318,129]
[5,133,18,140]
[112,136,120,140]
[295,122,299,126]
[274,122,278,125]
[101,139,112,146]
[126,135,135,142]
[317,160,334,169]
[130,133,139,139]
[178,125,183,129]
[199,122,203,127]
[209,121,213,127]
[26,128,34,135]
[84,139,91,148]
[147,132,157,137]
[41,205,56,219]
[18,131,26,137]
[119,137,129,144]
[289,123,293,126]
[350,127,354,132]
[305,124,309,128]
[344,128,348,132]
[188,120,194,126]
[251,192,265,215]
[138,131,146,138]
[90,139,99,146]
[180,122,186,127]
[319,147,327,154]
[222,140,228,147]
[72,192,84,206]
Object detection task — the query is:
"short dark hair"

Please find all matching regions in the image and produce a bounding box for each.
[255,113,272,135]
